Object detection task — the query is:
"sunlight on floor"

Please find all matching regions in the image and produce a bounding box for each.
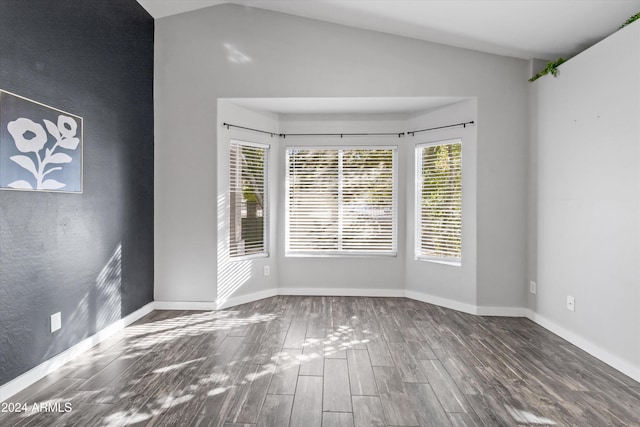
[505,404,557,425]
[93,308,376,426]
[7,297,634,427]
[122,311,277,351]
[152,357,206,374]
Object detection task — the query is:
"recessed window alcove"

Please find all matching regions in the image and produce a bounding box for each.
[216,97,477,311]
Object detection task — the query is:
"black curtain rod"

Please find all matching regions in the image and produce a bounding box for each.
[223,123,279,137]
[407,121,475,136]
[223,122,404,138]
[223,120,475,138]
[282,132,405,138]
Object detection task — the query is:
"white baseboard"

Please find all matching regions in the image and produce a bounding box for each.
[525,310,640,383]
[0,301,155,402]
[219,287,526,318]
[279,287,404,297]
[154,300,217,311]
[216,288,278,310]
[476,305,528,317]
[404,290,477,315]
[405,290,528,317]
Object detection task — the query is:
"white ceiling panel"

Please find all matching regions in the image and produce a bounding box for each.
[137,0,640,59]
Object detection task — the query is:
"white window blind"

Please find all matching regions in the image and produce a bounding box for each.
[229,140,268,258]
[416,140,462,263]
[286,147,396,255]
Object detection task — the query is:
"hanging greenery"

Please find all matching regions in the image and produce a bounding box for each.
[620,12,640,29]
[529,57,567,82]
[529,11,639,83]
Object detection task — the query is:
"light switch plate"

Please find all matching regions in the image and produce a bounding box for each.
[566,296,575,312]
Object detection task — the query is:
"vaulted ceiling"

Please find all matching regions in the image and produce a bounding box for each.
[136,0,640,60]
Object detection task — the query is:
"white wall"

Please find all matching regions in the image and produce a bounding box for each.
[405,100,478,308]
[215,101,280,306]
[154,4,529,307]
[531,23,640,376]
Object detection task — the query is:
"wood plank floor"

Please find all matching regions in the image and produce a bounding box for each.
[2,296,639,426]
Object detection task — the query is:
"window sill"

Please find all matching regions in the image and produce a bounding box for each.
[229,252,269,262]
[415,257,461,267]
[286,252,397,258]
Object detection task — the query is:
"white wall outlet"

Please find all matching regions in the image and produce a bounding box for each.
[529,281,537,294]
[263,265,270,276]
[566,296,575,312]
[50,312,61,333]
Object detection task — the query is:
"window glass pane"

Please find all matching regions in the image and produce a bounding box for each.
[418,141,462,261]
[288,149,339,251]
[342,149,395,251]
[287,147,396,255]
[230,142,268,257]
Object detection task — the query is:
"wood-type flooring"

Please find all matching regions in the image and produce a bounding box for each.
[1,296,639,426]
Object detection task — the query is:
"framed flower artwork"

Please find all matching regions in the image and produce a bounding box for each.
[0,90,83,193]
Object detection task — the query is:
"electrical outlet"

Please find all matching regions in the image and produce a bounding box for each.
[529,281,537,294]
[263,265,270,276]
[566,296,575,312]
[50,312,61,333]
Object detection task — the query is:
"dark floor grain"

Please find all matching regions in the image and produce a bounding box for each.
[1,296,639,427]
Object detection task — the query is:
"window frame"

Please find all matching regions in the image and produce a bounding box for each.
[285,145,398,257]
[415,138,463,266]
[229,139,270,260]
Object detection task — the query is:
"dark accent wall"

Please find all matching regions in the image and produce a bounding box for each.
[0,0,154,386]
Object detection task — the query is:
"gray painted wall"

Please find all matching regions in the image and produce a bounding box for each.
[214,101,280,305]
[0,0,154,386]
[405,100,478,306]
[530,23,640,373]
[154,4,529,308]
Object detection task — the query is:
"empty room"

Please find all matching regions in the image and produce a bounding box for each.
[1,0,640,426]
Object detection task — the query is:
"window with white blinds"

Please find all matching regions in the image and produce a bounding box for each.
[416,140,462,264]
[229,140,268,258]
[286,147,397,255]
